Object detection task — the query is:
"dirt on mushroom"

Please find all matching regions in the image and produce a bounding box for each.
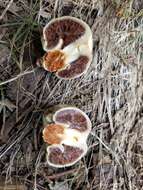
[0,0,143,190]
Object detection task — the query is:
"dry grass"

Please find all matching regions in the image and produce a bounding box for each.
[0,0,143,189]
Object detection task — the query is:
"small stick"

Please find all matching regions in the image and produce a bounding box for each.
[0,0,14,20]
[0,69,35,86]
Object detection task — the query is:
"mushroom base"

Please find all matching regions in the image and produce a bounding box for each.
[42,50,66,72]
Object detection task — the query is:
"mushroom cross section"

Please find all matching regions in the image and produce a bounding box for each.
[46,144,87,168]
[40,16,93,79]
[42,107,91,167]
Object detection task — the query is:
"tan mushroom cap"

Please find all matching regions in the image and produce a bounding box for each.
[43,106,92,168]
[40,16,93,79]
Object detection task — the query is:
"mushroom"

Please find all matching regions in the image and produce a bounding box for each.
[39,16,93,79]
[42,106,91,168]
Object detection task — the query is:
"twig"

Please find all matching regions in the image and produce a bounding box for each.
[0,69,35,86]
[0,0,14,20]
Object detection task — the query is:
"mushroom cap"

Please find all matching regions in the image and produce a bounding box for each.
[46,144,87,168]
[41,16,93,79]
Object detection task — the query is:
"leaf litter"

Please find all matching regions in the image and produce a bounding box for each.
[0,0,143,189]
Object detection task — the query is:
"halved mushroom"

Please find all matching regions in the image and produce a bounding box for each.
[42,106,91,167]
[39,16,93,79]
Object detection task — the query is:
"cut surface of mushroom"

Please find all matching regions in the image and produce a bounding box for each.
[42,106,91,167]
[43,17,86,50]
[46,144,87,168]
[43,123,85,147]
[43,50,66,72]
[57,56,89,78]
[54,107,91,133]
[40,16,93,79]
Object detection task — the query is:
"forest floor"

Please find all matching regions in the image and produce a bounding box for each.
[0,0,143,189]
